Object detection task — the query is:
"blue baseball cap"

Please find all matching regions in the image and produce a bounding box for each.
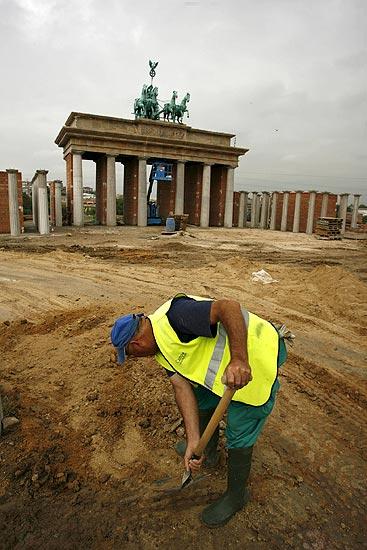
[111,313,143,364]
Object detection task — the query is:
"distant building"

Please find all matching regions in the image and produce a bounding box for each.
[22,180,32,196]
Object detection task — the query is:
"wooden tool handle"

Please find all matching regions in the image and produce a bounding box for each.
[193,387,236,458]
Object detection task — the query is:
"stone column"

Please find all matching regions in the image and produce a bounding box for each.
[175,161,185,215]
[106,155,117,226]
[32,177,39,229]
[200,164,211,228]
[255,193,261,226]
[54,180,63,227]
[137,158,147,227]
[73,152,84,227]
[224,167,234,228]
[306,190,317,235]
[243,192,249,228]
[6,169,20,236]
[351,194,361,229]
[292,190,303,233]
[238,192,246,228]
[280,191,290,232]
[320,192,329,218]
[250,192,257,228]
[339,193,349,234]
[260,192,270,229]
[269,191,278,230]
[37,170,49,235]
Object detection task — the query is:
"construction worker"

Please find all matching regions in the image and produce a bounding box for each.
[111,293,291,527]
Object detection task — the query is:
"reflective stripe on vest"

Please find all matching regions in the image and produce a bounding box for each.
[205,308,249,391]
[149,295,279,406]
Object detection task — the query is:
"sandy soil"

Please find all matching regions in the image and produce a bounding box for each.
[0,226,366,549]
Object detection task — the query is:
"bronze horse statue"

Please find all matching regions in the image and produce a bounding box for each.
[134,84,149,118]
[173,93,190,124]
[161,91,178,122]
[134,84,160,119]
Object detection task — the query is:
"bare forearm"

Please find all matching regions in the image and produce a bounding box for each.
[210,299,252,388]
[171,378,200,444]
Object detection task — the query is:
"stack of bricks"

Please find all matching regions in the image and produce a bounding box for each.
[315,217,343,240]
[0,170,24,234]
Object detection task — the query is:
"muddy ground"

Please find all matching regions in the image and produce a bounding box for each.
[0,226,366,549]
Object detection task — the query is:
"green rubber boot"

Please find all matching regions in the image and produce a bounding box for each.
[175,409,220,468]
[201,446,253,528]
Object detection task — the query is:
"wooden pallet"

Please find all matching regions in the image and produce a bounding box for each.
[317,235,342,240]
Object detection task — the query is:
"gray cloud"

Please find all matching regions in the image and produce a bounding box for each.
[0,0,366,201]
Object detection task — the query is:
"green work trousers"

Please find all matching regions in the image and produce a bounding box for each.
[193,339,287,449]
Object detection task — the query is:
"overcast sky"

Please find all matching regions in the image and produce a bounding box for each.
[1,0,366,202]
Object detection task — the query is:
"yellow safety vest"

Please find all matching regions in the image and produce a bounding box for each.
[148,295,279,406]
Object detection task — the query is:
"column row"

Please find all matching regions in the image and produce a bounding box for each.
[238,191,360,234]
[68,153,236,228]
[67,154,361,232]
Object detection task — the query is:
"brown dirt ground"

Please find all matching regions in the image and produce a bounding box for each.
[0,226,366,549]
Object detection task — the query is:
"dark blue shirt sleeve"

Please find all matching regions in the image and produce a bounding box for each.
[164,296,217,377]
[167,296,217,340]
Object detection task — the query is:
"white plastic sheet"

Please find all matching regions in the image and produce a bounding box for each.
[251,269,278,284]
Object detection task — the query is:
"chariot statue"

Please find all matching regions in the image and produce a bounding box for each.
[133,60,190,124]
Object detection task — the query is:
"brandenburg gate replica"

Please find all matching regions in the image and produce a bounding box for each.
[55,61,248,228]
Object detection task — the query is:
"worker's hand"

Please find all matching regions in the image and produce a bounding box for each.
[184,442,205,473]
[222,359,252,389]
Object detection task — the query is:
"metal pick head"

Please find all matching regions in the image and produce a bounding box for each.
[181,469,193,489]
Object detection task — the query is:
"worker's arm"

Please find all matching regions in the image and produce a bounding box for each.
[210,299,252,389]
[170,373,205,472]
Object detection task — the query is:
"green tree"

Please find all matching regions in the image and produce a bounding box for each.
[116,196,124,215]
